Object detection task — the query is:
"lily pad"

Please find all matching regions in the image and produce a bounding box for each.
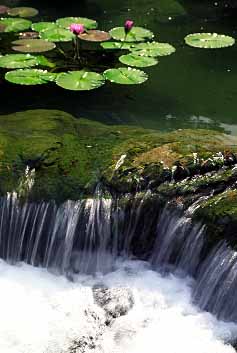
[79,30,111,42]
[56,70,105,90]
[119,53,158,67]
[5,69,56,85]
[7,7,39,18]
[0,5,9,14]
[0,53,38,68]
[36,55,55,68]
[56,17,97,30]
[0,18,32,32]
[131,42,176,56]
[109,27,154,42]
[12,39,56,53]
[184,33,235,49]
[40,26,74,42]
[103,67,148,84]
[32,22,57,32]
[100,41,132,50]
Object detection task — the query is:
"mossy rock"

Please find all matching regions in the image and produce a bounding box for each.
[194,189,237,249]
[0,109,236,201]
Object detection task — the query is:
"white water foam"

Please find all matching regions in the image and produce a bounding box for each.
[0,259,236,353]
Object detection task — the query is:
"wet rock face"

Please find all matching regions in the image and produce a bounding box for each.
[93,285,134,321]
[63,287,134,352]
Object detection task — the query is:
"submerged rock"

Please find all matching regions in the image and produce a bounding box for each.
[93,285,134,322]
[64,308,106,353]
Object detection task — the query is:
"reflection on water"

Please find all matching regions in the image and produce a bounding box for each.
[0,0,237,134]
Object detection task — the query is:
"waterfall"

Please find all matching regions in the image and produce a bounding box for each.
[0,190,160,275]
[1,189,237,325]
[151,203,205,277]
[193,242,237,323]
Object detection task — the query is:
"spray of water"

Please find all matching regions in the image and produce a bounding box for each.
[0,259,236,353]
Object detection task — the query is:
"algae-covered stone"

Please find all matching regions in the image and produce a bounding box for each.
[194,188,237,249]
[0,109,236,201]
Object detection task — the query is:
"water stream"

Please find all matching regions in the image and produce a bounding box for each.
[0,192,237,352]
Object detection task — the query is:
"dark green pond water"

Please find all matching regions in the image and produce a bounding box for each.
[1,0,237,134]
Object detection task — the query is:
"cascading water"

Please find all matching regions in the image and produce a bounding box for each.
[193,242,237,323]
[1,189,237,352]
[0,189,160,275]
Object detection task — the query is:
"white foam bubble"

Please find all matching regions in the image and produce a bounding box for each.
[0,259,236,353]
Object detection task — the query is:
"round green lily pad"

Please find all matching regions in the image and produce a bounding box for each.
[119,53,158,67]
[104,67,148,84]
[7,7,39,18]
[109,27,154,42]
[0,5,9,14]
[184,33,235,49]
[5,69,56,85]
[39,27,74,42]
[32,22,57,32]
[100,41,132,50]
[0,18,32,32]
[56,70,105,90]
[0,53,38,68]
[56,17,97,30]
[12,39,56,53]
[79,30,111,42]
[131,42,176,56]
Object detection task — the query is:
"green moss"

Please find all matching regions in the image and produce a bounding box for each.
[194,189,237,248]
[157,169,234,197]
[0,109,236,201]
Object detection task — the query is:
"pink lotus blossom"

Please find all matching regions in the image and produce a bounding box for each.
[124,20,134,33]
[69,23,85,35]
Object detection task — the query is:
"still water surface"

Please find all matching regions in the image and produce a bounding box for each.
[1,0,237,134]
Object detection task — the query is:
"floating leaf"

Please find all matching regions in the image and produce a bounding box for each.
[104,67,148,84]
[36,55,55,68]
[5,68,56,85]
[184,33,235,49]
[0,18,32,32]
[131,42,176,56]
[100,41,132,50]
[32,22,57,32]
[56,17,97,30]
[18,31,39,39]
[39,26,74,42]
[12,39,56,53]
[109,27,154,42]
[0,5,9,14]
[79,30,111,42]
[119,53,158,67]
[8,7,39,18]
[0,53,38,68]
[56,70,105,90]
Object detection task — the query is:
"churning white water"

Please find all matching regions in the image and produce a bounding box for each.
[0,259,237,353]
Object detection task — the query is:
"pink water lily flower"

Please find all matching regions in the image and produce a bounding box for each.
[124,20,134,33]
[69,23,85,35]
